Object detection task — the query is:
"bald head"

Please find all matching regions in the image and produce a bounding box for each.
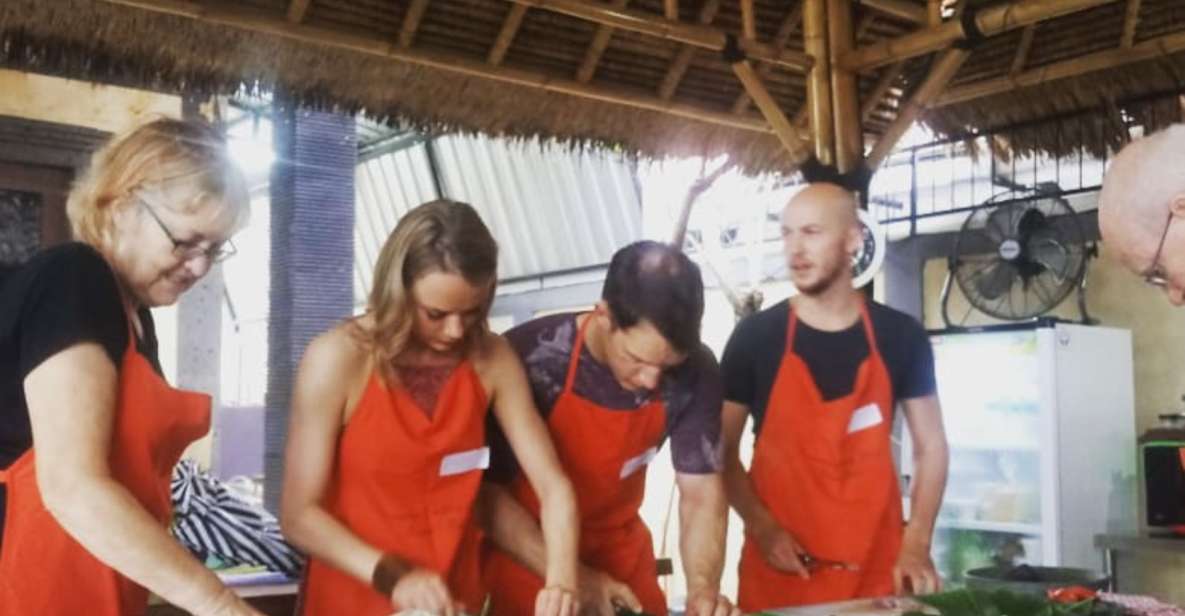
[783,182,860,229]
[780,183,862,296]
[1099,123,1185,272]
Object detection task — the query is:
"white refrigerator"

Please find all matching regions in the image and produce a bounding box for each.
[899,322,1138,584]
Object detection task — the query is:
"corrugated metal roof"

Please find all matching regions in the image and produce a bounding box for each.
[353,133,642,305]
[353,140,440,303]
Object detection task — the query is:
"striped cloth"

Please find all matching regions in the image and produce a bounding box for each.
[170,459,303,578]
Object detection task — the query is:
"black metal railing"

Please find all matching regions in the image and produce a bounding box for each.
[867,90,1184,236]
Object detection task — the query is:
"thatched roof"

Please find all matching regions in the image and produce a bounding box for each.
[1,0,1183,174]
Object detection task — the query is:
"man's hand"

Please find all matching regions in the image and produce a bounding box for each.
[577,567,640,616]
[893,541,941,596]
[753,522,810,579]
[389,568,462,616]
[685,589,742,616]
[535,585,579,616]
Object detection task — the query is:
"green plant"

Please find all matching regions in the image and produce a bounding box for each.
[905,589,1126,616]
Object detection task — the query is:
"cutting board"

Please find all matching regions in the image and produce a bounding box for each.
[762,597,929,616]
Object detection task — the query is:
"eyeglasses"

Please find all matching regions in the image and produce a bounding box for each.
[138,195,236,263]
[1142,211,1174,288]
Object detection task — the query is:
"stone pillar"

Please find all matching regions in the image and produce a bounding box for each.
[176,268,225,468]
[264,98,355,512]
[176,97,222,468]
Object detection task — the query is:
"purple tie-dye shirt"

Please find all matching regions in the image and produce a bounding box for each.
[488,312,723,480]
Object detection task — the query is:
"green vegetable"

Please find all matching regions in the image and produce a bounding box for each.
[904,589,1125,616]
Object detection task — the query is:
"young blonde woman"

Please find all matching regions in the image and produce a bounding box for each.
[0,118,261,615]
[282,199,580,616]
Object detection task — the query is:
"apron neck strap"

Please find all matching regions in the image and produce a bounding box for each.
[564,314,594,394]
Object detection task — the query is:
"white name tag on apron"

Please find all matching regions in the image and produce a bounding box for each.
[439,447,490,477]
[847,403,884,434]
[619,446,659,479]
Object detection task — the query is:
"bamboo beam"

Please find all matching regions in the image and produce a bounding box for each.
[511,0,813,71]
[867,47,968,168]
[731,60,812,161]
[740,0,757,40]
[804,0,835,166]
[658,0,722,100]
[855,12,877,42]
[1121,0,1141,48]
[1010,24,1036,75]
[286,0,311,23]
[861,0,926,24]
[576,0,629,83]
[489,4,529,65]
[843,0,1119,72]
[829,0,862,172]
[860,61,906,122]
[665,0,679,21]
[99,0,772,133]
[398,0,430,48]
[928,0,942,26]
[937,29,1185,107]
[731,3,803,113]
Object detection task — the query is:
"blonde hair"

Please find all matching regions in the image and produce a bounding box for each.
[365,199,499,374]
[67,117,249,249]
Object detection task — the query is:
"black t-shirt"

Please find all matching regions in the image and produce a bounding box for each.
[720,299,936,435]
[0,242,159,539]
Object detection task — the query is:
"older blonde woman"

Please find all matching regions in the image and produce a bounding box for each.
[0,118,261,616]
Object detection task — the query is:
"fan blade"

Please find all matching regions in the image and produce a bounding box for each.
[986,206,1016,240]
[1028,239,1072,279]
[973,260,1016,300]
[1017,207,1048,238]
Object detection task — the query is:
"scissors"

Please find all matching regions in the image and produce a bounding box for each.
[800,552,860,572]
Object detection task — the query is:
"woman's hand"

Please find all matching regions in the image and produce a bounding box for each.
[389,568,463,616]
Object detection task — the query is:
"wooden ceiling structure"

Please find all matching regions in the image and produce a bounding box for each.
[1,0,1183,177]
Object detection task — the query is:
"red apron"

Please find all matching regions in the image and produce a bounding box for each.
[486,316,669,616]
[301,362,489,615]
[737,302,903,610]
[0,324,211,616]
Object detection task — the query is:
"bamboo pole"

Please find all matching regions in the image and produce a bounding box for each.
[658,0,721,100]
[740,0,757,41]
[576,0,630,83]
[398,0,431,48]
[664,0,678,21]
[867,47,968,168]
[829,0,861,173]
[731,3,802,113]
[861,0,926,25]
[928,0,942,26]
[860,61,906,122]
[99,0,772,133]
[510,0,812,71]
[937,29,1185,107]
[1121,0,1141,48]
[804,0,835,166]
[731,60,812,161]
[843,0,1118,72]
[286,0,311,23]
[659,47,695,99]
[1010,24,1035,75]
[489,4,529,65]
